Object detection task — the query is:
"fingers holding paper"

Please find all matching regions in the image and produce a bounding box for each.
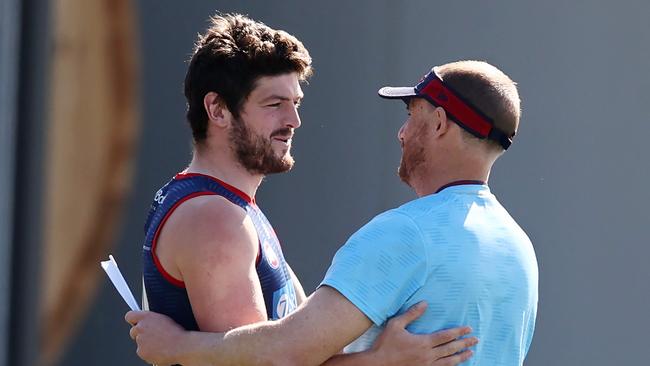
[125,311,189,365]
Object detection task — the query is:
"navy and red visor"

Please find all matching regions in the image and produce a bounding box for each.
[378,70,514,150]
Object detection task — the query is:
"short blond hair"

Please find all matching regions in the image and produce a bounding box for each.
[436,60,521,150]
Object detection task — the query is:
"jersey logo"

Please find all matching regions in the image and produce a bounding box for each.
[272,284,297,319]
[263,240,280,269]
[154,189,166,205]
[276,293,289,318]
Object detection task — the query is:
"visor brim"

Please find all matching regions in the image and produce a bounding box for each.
[378,86,418,99]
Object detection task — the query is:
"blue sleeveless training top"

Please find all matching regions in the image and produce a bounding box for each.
[142,172,297,330]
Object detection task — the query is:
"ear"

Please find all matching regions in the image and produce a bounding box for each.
[432,106,451,136]
[203,92,230,128]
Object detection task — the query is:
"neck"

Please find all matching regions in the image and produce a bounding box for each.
[185,143,263,199]
[410,159,492,197]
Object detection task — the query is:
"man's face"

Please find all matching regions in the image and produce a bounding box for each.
[397,98,430,185]
[229,73,303,175]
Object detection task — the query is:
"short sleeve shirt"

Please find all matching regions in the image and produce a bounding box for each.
[321,184,538,365]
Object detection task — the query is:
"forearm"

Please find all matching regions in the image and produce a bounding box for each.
[178,321,304,366]
[168,287,370,366]
[175,331,224,366]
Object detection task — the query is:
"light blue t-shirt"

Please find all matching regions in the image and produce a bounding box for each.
[321,184,538,365]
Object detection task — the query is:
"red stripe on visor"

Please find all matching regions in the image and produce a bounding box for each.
[416,71,494,138]
[379,70,514,149]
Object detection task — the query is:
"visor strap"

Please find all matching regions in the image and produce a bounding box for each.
[416,71,513,150]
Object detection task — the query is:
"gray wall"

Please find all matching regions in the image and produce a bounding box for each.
[61,1,650,365]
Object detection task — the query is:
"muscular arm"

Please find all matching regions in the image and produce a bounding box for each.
[287,265,307,305]
[320,305,475,366]
[156,195,267,331]
[132,204,477,365]
[128,291,476,366]
[196,286,371,366]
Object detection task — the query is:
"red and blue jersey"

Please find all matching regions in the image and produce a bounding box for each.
[142,172,297,331]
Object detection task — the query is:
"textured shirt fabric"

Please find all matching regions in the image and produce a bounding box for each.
[142,173,297,331]
[321,184,538,365]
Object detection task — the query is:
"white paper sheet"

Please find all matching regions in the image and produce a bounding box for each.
[100,255,140,311]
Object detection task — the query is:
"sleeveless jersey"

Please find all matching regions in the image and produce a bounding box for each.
[142,172,297,330]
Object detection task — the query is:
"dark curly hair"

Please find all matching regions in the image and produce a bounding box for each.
[183,13,313,143]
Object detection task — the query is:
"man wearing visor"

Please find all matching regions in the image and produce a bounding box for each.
[126,60,538,366]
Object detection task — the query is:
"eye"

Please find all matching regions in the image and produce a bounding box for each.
[294,100,302,109]
[267,102,281,108]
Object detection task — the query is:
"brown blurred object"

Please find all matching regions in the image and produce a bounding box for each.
[40,0,140,364]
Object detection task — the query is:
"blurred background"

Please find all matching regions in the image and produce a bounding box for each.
[1,0,649,365]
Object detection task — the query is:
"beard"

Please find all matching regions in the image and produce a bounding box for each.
[398,142,426,186]
[229,117,295,175]
[398,124,428,186]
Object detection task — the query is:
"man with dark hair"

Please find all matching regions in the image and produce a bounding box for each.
[141,12,314,334]
[137,12,475,365]
[127,59,537,366]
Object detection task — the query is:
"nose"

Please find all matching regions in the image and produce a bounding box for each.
[285,105,301,129]
[397,122,406,142]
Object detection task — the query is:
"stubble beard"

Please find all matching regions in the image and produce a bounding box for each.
[398,122,428,187]
[398,142,426,187]
[229,117,295,175]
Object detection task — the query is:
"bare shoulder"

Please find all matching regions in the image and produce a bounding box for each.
[156,195,258,278]
[174,194,247,228]
[156,195,268,330]
[169,194,256,251]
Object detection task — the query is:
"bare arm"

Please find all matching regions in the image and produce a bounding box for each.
[127,287,477,366]
[287,265,307,305]
[127,286,370,365]
[198,286,372,366]
[157,195,267,331]
[321,303,475,366]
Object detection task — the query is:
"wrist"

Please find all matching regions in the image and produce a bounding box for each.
[177,331,213,366]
